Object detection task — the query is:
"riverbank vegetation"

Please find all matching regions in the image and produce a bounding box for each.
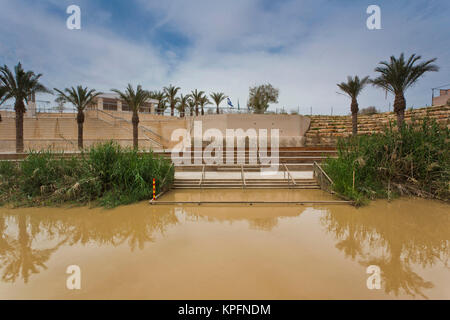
[0,142,174,208]
[324,118,449,205]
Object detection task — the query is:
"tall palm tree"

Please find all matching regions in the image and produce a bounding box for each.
[199,96,211,115]
[0,63,51,153]
[163,84,181,116]
[54,86,102,149]
[372,53,439,127]
[0,88,6,122]
[210,92,227,114]
[337,76,370,136]
[177,94,191,118]
[112,84,149,149]
[190,89,205,116]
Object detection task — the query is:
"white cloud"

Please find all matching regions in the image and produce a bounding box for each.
[0,0,448,114]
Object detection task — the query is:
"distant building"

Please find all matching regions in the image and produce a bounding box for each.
[91,93,158,113]
[432,89,450,106]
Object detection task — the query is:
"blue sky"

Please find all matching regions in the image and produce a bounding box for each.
[0,0,449,114]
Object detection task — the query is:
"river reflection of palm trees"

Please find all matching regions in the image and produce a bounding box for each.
[0,206,179,283]
[320,200,449,299]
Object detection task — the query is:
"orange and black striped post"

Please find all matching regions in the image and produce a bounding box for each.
[153,178,156,200]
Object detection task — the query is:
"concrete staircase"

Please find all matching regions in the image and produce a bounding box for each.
[170,147,333,189]
[173,178,320,189]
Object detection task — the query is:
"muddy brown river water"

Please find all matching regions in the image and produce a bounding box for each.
[0,189,448,299]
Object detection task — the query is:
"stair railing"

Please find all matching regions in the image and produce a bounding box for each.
[93,109,164,148]
[313,161,334,193]
[283,163,296,187]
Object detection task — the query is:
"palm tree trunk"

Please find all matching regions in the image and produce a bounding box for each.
[132,111,139,150]
[195,104,199,116]
[350,98,359,136]
[394,93,406,127]
[351,112,358,136]
[76,111,85,150]
[15,100,25,153]
[201,106,204,116]
[216,104,219,114]
[190,108,193,116]
[171,104,174,117]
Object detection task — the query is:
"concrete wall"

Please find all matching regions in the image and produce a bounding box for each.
[185,114,311,148]
[433,89,450,106]
[0,111,311,151]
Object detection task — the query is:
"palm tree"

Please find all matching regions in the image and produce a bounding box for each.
[163,85,181,117]
[151,90,166,115]
[54,86,102,149]
[190,89,205,116]
[112,84,149,149]
[0,88,6,122]
[372,53,439,127]
[337,76,370,136]
[0,63,52,153]
[210,92,227,114]
[199,96,211,115]
[177,94,191,118]
[188,100,195,117]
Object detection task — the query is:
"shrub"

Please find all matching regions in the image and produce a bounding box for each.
[324,118,450,205]
[0,141,174,208]
[359,106,378,115]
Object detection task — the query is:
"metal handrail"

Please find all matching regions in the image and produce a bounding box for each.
[161,163,174,187]
[96,109,164,139]
[313,161,333,185]
[283,163,296,186]
[313,161,334,193]
[95,109,163,147]
[199,165,205,186]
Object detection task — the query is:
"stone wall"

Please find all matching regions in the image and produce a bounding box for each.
[305,105,450,146]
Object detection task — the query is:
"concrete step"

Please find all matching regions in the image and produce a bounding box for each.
[173,185,320,189]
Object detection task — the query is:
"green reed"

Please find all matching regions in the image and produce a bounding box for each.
[324,117,449,205]
[0,141,174,208]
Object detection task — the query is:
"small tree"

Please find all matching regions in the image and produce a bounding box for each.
[54,86,102,149]
[0,63,52,152]
[54,96,66,113]
[337,75,370,135]
[199,96,211,115]
[163,84,181,116]
[188,100,195,116]
[150,90,166,115]
[177,94,191,118]
[191,89,205,116]
[247,83,279,114]
[210,92,227,114]
[112,84,149,149]
[359,106,378,115]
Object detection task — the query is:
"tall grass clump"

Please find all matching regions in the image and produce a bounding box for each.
[324,118,449,205]
[0,141,174,208]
